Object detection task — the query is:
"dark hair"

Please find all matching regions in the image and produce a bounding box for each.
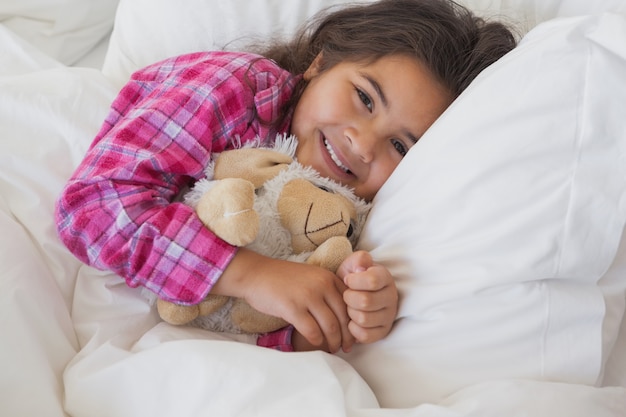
[252,0,517,127]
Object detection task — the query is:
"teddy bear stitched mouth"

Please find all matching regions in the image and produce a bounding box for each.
[303,203,349,246]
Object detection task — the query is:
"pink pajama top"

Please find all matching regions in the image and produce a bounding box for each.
[55,51,299,350]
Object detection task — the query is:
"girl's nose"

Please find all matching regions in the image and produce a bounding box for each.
[345,125,375,164]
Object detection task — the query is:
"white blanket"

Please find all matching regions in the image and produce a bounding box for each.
[1,1,625,416]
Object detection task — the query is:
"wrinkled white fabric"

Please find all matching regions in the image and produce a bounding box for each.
[1,1,625,416]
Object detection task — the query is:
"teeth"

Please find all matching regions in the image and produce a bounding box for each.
[324,138,350,173]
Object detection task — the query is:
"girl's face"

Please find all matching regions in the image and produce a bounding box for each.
[291,54,452,201]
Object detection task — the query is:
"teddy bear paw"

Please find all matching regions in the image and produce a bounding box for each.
[157,299,201,325]
[230,298,288,334]
[306,236,353,273]
[196,178,259,246]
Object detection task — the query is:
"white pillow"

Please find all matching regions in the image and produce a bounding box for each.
[0,0,119,65]
[102,0,381,87]
[464,0,626,28]
[105,0,575,87]
[101,0,626,88]
[100,0,626,87]
[350,13,626,407]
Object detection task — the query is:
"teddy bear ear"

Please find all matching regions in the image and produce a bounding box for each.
[347,219,357,242]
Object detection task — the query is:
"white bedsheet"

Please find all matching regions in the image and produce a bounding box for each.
[1,1,625,416]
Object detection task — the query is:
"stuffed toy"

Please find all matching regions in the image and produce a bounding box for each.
[157,134,372,334]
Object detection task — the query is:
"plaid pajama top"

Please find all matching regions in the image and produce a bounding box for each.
[55,51,299,308]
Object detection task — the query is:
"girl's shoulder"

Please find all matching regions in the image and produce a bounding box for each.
[132,50,289,83]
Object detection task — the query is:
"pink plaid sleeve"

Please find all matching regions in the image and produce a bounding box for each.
[257,326,294,352]
[55,52,297,304]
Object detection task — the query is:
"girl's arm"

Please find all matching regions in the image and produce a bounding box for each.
[214,248,354,354]
[55,52,295,305]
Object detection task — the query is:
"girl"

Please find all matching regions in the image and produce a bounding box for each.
[55,0,516,353]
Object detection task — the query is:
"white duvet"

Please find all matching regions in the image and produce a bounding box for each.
[1,0,625,416]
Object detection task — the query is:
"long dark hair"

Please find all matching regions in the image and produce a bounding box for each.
[251,0,517,127]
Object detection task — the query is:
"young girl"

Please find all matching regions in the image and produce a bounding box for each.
[55,0,516,353]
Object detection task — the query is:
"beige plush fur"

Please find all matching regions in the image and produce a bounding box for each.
[157,135,371,334]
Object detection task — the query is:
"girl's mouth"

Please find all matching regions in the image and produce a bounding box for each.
[323,137,352,174]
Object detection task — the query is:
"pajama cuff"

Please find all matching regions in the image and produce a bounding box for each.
[256,325,294,352]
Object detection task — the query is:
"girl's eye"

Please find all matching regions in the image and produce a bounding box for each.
[356,88,373,112]
[392,139,408,157]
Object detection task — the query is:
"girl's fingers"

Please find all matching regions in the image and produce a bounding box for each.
[318,285,354,353]
[295,305,350,353]
[348,320,389,344]
[343,285,395,312]
[347,305,390,328]
[292,314,325,348]
[343,265,391,292]
[336,250,373,280]
[309,305,342,353]
[290,279,353,353]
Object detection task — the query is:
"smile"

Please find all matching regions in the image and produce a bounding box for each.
[323,137,351,174]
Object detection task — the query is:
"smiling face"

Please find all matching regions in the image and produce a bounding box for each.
[290,54,452,201]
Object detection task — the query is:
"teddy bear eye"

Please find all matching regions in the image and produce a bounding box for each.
[346,221,355,238]
[317,185,331,193]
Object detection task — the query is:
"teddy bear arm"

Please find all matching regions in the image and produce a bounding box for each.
[157,295,230,326]
[230,298,288,334]
[306,236,353,273]
[157,298,201,325]
[198,294,231,316]
[196,178,259,247]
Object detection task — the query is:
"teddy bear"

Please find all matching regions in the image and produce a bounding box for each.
[156,134,372,334]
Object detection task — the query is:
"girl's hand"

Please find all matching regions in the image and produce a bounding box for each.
[214,248,354,353]
[336,251,398,344]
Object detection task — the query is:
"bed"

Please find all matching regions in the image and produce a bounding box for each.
[1,0,625,416]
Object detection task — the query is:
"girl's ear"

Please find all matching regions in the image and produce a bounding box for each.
[303,53,324,81]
